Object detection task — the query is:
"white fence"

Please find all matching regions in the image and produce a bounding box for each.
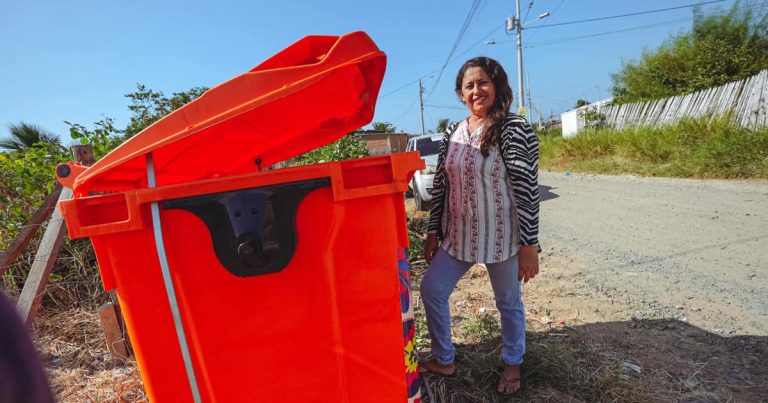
[562,70,768,138]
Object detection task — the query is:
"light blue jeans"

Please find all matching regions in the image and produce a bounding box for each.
[420,248,525,365]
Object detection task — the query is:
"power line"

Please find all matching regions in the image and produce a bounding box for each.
[525,0,767,47]
[425,104,466,111]
[381,0,739,121]
[527,0,565,41]
[428,0,487,100]
[395,97,420,120]
[379,22,503,101]
[550,0,566,16]
[379,78,422,99]
[448,23,505,64]
[525,0,726,30]
[525,17,691,47]
[522,1,535,24]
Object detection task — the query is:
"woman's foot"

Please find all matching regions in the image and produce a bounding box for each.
[497,364,521,395]
[419,355,456,377]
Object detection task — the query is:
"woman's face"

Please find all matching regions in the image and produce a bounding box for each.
[460,66,496,117]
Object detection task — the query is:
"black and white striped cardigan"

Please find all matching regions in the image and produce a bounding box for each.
[426,113,540,247]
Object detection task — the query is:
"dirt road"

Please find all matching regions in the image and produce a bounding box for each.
[537,171,768,336]
[408,172,768,400]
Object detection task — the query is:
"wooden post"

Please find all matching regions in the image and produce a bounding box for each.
[15,187,71,326]
[15,145,93,326]
[98,303,130,361]
[0,182,62,276]
[70,144,96,167]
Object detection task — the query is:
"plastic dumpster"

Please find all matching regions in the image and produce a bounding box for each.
[55,31,424,402]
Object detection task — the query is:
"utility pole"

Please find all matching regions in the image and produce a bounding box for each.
[495,4,548,118]
[538,102,543,128]
[512,0,525,116]
[527,73,533,123]
[419,79,426,135]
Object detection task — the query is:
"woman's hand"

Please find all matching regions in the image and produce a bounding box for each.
[517,245,539,283]
[424,233,439,264]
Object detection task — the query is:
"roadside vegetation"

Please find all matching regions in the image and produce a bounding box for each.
[611,1,768,102]
[538,117,768,179]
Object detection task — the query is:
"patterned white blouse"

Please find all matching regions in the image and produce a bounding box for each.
[427,113,540,264]
[440,119,520,263]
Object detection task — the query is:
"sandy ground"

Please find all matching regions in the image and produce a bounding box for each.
[409,171,768,401]
[536,170,768,336]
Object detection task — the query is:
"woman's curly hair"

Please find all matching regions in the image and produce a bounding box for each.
[455,57,513,156]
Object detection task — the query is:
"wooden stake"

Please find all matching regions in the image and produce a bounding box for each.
[98,302,130,361]
[15,187,71,326]
[0,182,62,276]
[15,144,92,326]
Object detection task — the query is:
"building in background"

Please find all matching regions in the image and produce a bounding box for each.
[357,131,413,156]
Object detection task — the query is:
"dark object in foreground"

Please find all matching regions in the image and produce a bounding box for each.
[0,291,55,403]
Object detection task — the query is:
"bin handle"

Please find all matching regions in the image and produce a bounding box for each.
[331,153,424,201]
[146,153,203,403]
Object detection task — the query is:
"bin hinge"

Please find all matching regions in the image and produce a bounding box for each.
[162,178,330,277]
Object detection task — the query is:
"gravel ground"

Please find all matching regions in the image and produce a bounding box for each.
[537,170,768,336]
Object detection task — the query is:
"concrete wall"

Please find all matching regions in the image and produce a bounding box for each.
[561,109,583,138]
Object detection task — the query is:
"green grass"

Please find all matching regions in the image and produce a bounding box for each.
[539,117,768,178]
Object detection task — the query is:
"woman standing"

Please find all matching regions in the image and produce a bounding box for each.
[419,56,540,395]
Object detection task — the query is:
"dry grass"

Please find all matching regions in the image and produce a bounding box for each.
[32,308,145,402]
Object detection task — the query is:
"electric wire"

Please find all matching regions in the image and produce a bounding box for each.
[382,0,753,128]
[527,0,565,41]
[425,104,466,111]
[525,17,691,47]
[448,22,506,64]
[526,0,766,48]
[379,22,503,101]
[525,0,726,30]
[523,1,535,24]
[427,0,487,100]
[551,0,566,16]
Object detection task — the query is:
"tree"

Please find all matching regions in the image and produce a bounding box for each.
[125,84,208,137]
[67,84,207,158]
[574,99,590,108]
[611,1,768,103]
[372,121,395,133]
[436,118,450,133]
[293,132,367,165]
[0,122,61,151]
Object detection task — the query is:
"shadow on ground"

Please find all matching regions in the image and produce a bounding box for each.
[539,185,559,203]
[419,318,767,403]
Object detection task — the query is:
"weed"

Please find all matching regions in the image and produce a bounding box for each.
[461,313,501,343]
[539,116,768,178]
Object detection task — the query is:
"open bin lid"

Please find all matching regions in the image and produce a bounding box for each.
[67,31,386,194]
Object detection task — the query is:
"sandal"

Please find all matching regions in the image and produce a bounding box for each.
[419,354,457,378]
[497,365,522,395]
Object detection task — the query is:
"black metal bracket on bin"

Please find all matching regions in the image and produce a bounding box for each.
[162,178,330,277]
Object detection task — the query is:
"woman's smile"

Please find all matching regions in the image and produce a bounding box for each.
[460,66,496,117]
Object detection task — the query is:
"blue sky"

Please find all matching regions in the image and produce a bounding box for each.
[0,0,744,141]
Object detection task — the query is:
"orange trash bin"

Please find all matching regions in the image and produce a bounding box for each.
[55,31,424,402]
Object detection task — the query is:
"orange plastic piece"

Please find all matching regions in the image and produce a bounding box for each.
[56,31,426,402]
[63,31,387,196]
[61,154,422,402]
